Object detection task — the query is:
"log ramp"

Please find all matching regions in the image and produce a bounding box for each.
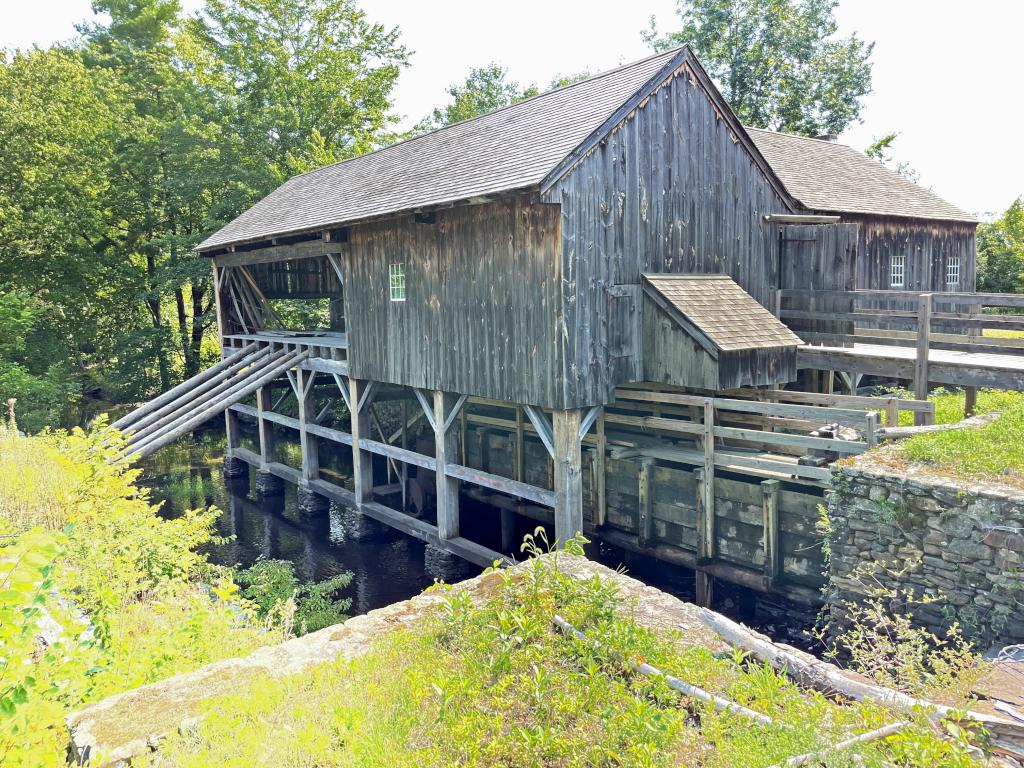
[109,343,309,462]
[65,555,1024,766]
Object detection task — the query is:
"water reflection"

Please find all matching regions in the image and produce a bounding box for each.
[140,429,816,648]
[140,429,443,615]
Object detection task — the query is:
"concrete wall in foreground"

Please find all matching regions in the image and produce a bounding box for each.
[829,458,1024,648]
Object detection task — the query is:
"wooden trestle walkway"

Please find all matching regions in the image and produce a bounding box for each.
[112,286,1024,606]
[780,289,1024,400]
[109,330,939,607]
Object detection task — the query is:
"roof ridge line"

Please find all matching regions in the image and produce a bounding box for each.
[288,47,685,184]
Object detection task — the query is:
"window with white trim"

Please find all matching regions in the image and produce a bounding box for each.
[945,255,960,287]
[890,254,905,288]
[389,263,406,302]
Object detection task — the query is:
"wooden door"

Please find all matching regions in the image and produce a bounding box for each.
[780,223,858,345]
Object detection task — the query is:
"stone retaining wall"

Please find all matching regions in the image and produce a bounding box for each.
[828,456,1024,647]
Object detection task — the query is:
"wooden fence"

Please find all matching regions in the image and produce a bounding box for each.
[778,289,1024,412]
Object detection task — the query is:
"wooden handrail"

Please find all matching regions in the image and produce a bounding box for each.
[778,288,1024,308]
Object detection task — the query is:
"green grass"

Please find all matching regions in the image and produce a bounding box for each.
[983,329,1024,339]
[142,538,985,768]
[896,398,1024,487]
[879,386,1024,426]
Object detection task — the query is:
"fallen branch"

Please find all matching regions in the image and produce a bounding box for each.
[694,607,1024,760]
[877,411,1001,440]
[769,722,908,767]
[552,614,773,726]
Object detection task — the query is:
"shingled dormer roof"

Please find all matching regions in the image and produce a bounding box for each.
[199,48,688,251]
[642,275,803,356]
[746,128,977,223]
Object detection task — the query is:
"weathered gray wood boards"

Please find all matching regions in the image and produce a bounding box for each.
[641,275,801,389]
[341,197,565,408]
[782,289,1024,395]
[541,56,796,407]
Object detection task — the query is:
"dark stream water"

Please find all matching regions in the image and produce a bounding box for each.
[142,427,818,645]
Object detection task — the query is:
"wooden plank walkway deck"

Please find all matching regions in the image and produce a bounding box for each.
[798,343,1024,390]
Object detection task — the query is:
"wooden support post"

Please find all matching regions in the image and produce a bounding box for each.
[822,370,835,395]
[552,408,584,545]
[964,386,977,419]
[514,406,525,482]
[225,407,242,457]
[596,409,607,528]
[400,399,408,511]
[914,293,933,423]
[434,390,462,540]
[701,399,715,557]
[638,457,654,548]
[256,384,275,467]
[349,378,373,505]
[864,410,879,448]
[500,509,516,554]
[296,368,319,483]
[694,467,714,607]
[761,479,780,589]
[965,301,981,418]
[885,396,899,427]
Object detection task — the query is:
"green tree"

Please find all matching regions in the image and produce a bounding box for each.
[643,0,873,136]
[977,197,1024,295]
[865,132,920,182]
[186,0,409,179]
[81,0,220,386]
[417,63,539,131]
[0,48,134,428]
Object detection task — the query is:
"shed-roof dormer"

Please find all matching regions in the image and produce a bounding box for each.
[642,275,803,390]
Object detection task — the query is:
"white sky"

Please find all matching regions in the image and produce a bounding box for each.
[4,0,1022,218]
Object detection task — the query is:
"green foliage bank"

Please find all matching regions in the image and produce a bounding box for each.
[0,422,348,765]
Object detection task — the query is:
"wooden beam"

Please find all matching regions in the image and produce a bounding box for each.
[256,384,275,468]
[595,410,607,527]
[413,388,437,432]
[523,404,555,459]
[761,479,780,589]
[434,391,461,540]
[296,368,319,483]
[701,399,715,559]
[914,293,933,423]
[444,463,555,507]
[552,408,584,544]
[349,378,373,504]
[638,457,654,548]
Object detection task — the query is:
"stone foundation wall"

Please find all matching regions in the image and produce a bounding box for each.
[828,457,1024,648]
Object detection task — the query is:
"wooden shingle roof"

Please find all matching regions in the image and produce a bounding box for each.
[642,275,803,355]
[746,128,977,223]
[199,48,685,251]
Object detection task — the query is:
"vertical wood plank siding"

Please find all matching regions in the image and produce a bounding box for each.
[343,196,564,407]
[850,215,977,293]
[544,67,792,408]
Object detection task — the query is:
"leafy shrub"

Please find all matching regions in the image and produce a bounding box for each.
[0,424,287,765]
[235,558,352,635]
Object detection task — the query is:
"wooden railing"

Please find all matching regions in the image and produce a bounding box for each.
[610,386,882,486]
[777,289,1024,407]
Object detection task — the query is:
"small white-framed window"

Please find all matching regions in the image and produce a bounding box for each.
[890,254,905,288]
[389,263,406,302]
[945,255,960,287]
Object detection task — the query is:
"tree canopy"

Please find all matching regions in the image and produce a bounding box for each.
[643,0,874,136]
[977,198,1024,295]
[0,0,408,430]
[417,65,592,131]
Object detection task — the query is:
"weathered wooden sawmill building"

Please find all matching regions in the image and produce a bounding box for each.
[114,45,998,606]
